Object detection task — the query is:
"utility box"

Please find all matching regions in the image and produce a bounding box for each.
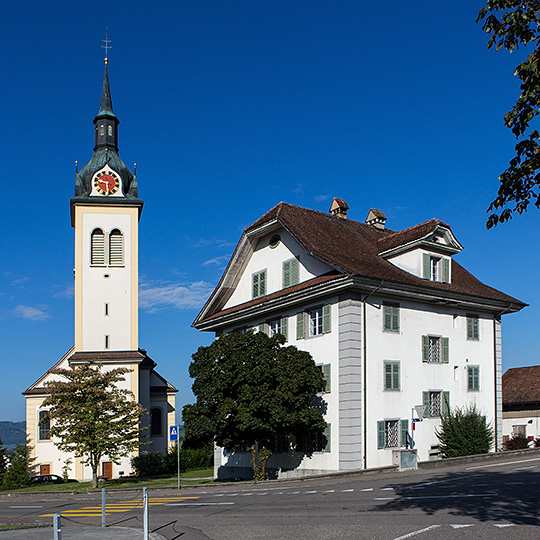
[392,449,417,470]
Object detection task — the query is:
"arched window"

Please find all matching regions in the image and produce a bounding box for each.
[39,410,50,441]
[150,408,162,436]
[99,124,105,136]
[91,229,105,266]
[109,229,123,266]
[108,125,113,137]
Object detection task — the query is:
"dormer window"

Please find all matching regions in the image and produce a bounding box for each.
[423,254,450,283]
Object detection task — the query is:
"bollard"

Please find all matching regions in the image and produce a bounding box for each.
[53,513,61,540]
[102,487,106,527]
[143,487,149,540]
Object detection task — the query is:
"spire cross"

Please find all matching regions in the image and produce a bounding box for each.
[101,31,112,63]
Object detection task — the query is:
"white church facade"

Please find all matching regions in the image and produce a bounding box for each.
[24,58,177,481]
[194,199,526,479]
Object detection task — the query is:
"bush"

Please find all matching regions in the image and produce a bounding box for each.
[2,445,29,489]
[168,444,213,473]
[505,434,530,451]
[131,451,169,477]
[436,404,494,458]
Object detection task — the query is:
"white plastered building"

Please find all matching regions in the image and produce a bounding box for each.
[193,199,525,479]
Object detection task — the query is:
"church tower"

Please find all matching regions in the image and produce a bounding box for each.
[71,57,143,359]
[24,51,177,481]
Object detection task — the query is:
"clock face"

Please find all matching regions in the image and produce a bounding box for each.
[94,170,120,196]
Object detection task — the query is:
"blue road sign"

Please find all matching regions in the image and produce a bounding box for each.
[170,426,178,441]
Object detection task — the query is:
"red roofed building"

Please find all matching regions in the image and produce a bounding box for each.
[194,199,526,479]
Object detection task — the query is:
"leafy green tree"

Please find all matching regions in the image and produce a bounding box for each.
[436,404,494,458]
[43,362,146,488]
[2,444,30,490]
[183,331,326,480]
[478,1,540,227]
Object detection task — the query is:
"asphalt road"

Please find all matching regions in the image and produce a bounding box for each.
[1,453,540,539]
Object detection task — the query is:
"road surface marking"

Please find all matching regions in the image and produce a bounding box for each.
[341,489,354,492]
[361,488,373,492]
[375,497,395,500]
[513,465,536,471]
[450,524,474,529]
[391,524,441,539]
[165,502,235,506]
[381,487,394,491]
[325,490,335,493]
[505,482,524,485]
[9,506,43,509]
[494,524,515,528]
[305,491,317,494]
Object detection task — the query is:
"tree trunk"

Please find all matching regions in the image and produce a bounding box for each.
[250,443,261,480]
[260,445,268,479]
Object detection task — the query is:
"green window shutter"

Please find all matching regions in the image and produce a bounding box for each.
[377,421,385,449]
[283,259,299,288]
[443,391,450,416]
[281,317,288,341]
[442,258,450,283]
[323,423,331,452]
[400,419,409,448]
[252,273,259,298]
[291,258,299,286]
[422,335,429,363]
[384,363,392,390]
[423,253,430,279]
[383,305,392,331]
[260,270,266,296]
[296,312,305,340]
[322,364,331,393]
[442,337,449,363]
[392,306,399,332]
[423,391,430,417]
[283,260,291,288]
[322,304,331,334]
[467,316,473,340]
[393,363,400,390]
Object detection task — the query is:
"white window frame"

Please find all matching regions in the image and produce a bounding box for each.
[309,308,323,336]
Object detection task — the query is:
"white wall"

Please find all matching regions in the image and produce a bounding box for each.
[81,212,133,351]
[224,229,332,309]
[365,297,495,467]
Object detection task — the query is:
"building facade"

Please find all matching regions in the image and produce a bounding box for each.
[194,199,525,479]
[24,59,177,481]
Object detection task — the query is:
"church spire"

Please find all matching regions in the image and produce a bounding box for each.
[93,47,119,152]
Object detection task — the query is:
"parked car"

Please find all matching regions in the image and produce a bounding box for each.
[28,474,78,485]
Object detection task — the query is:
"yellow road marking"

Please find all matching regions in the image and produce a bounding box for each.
[39,496,199,517]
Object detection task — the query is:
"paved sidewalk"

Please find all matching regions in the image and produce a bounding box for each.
[0,525,166,539]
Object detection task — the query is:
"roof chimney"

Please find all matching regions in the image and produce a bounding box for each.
[365,208,387,230]
[329,197,350,219]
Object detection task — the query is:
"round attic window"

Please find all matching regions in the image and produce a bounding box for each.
[269,235,281,249]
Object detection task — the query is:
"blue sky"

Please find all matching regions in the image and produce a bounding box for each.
[1,1,538,423]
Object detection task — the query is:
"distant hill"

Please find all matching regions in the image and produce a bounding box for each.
[0,421,26,450]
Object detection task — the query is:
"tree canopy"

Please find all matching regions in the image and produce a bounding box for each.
[436,404,494,458]
[478,1,540,227]
[183,330,327,479]
[43,362,145,488]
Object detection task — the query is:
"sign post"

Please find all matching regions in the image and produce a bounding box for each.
[170,425,180,490]
[411,405,426,448]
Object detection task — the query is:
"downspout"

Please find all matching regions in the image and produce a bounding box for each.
[363,280,384,470]
[492,303,513,451]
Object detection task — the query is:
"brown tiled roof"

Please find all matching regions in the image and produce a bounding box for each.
[377,218,451,253]
[244,203,522,305]
[503,366,540,405]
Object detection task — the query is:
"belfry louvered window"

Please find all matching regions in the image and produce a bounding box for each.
[91,229,106,266]
[109,229,124,266]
